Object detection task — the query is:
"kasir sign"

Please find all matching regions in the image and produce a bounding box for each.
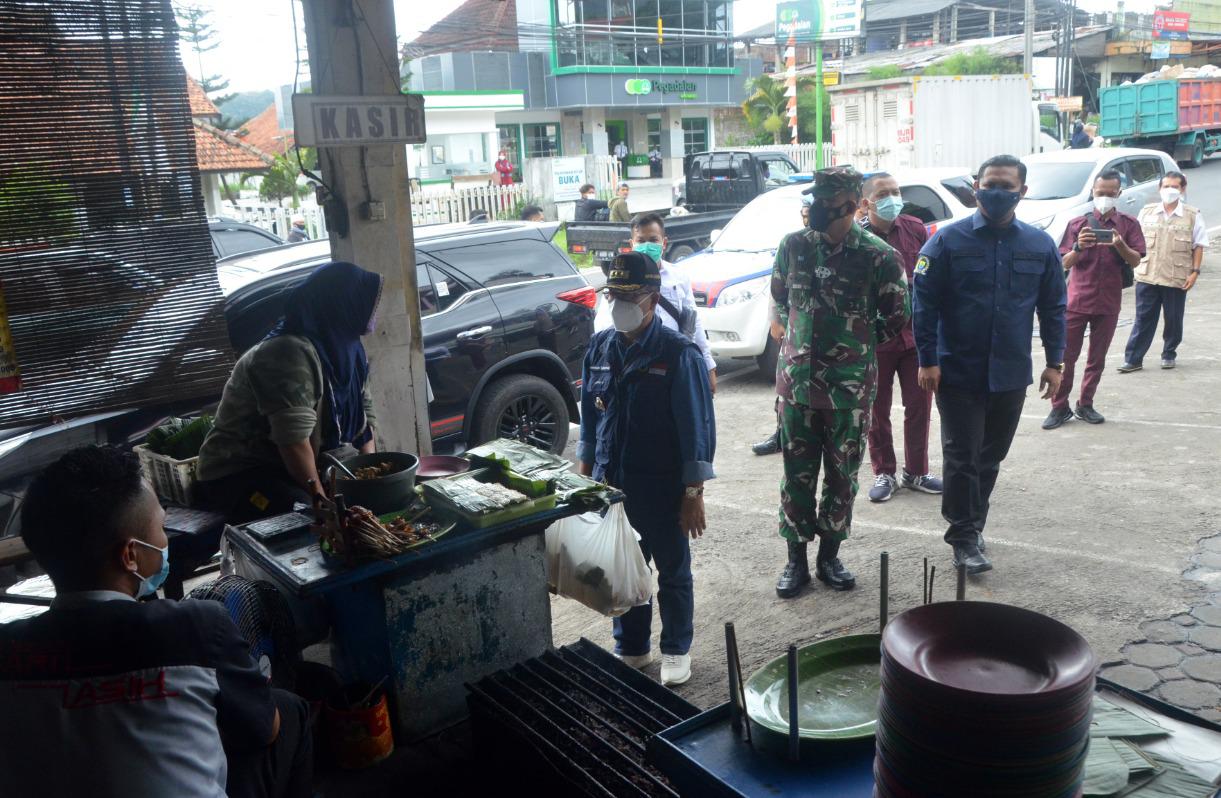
[624,78,698,99]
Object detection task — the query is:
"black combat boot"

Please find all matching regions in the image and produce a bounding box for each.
[775,540,810,598]
[751,428,782,456]
[815,536,856,591]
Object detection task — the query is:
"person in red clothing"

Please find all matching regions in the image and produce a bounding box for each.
[860,173,943,503]
[494,150,515,186]
[1043,170,1145,429]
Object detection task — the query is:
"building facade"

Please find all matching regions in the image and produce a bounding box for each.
[404,0,763,182]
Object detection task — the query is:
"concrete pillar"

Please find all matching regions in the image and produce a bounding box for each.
[1100,57,1114,88]
[989,10,996,37]
[582,107,609,157]
[932,12,941,44]
[561,114,582,155]
[899,20,907,47]
[202,174,223,217]
[300,0,430,455]
[950,7,959,43]
[660,106,684,179]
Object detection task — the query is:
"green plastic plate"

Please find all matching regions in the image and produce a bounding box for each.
[744,633,882,741]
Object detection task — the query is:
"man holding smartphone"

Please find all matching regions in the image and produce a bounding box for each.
[1043,170,1145,429]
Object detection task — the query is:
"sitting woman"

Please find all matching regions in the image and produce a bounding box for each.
[197,261,382,522]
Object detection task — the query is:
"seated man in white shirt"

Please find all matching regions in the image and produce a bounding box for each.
[594,212,717,392]
[0,446,313,798]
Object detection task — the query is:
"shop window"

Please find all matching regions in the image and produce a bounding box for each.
[524,124,561,158]
[682,118,708,155]
[647,118,661,152]
[497,124,522,166]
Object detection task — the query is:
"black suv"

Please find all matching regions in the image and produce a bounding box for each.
[209,217,284,259]
[220,221,595,453]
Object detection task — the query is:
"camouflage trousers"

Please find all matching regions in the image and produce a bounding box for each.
[778,398,870,543]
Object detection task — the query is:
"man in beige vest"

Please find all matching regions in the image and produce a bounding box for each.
[1119,171,1208,372]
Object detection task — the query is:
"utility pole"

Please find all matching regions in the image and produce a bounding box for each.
[299,0,431,455]
[1023,0,1035,75]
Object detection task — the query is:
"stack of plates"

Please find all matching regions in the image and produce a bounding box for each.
[874,602,1097,798]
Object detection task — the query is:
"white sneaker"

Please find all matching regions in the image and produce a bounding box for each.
[616,651,657,670]
[661,653,692,686]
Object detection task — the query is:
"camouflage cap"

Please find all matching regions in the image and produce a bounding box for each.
[803,167,864,199]
[606,250,661,293]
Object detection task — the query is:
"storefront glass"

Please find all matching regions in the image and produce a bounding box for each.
[682,118,707,154]
[524,123,561,157]
[497,124,523,164]
[553,0,734,70]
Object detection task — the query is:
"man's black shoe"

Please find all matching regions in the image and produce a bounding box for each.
[1074,404,1105,424]
[952,542,992,575]
[1042,405,1073,430]
[752,429,781,456]
[1117,362,1142,373]
[776,540,810,598]
[814,537,856,591]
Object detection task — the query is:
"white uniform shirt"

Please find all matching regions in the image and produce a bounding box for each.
[595,259,716,371]
[613,142,628,159]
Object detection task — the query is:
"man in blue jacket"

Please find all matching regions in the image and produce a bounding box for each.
[913,154,1066,575]
[577,251,716,688]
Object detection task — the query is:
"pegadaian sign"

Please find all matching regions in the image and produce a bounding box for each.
[292,93,427,147]
[624,78,698,98]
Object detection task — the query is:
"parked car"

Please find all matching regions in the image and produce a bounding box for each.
[209,217,284,260]
[221,221,595,454]
[1017,148,1178,247]
[687,169,977,375]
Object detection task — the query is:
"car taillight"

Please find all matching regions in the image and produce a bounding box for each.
[571,244,587,253]
[557,286,597,309]
[618,246,632,253]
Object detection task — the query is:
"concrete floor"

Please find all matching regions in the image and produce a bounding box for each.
[553,166,1221,719]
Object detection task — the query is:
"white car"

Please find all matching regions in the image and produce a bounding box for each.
[1018,148,1178,248]
[684,169,977,374]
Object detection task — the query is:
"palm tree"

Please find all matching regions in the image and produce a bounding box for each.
[742,74,814,145]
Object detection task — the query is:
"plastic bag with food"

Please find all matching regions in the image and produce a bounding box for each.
[545,504,653,617]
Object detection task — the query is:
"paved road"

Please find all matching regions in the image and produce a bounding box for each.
[554,169,1221,720]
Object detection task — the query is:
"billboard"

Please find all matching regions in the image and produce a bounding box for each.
[1152,10,1191,40]
[776,0,865,42]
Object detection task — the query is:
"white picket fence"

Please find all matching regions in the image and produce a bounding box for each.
[717,143,836,171]
[224,182,535,239]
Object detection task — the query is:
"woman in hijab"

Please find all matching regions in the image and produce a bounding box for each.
[1070,119,1092,149]
[197,261,383,522]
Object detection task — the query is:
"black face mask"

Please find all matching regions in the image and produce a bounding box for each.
[808,201,855,233]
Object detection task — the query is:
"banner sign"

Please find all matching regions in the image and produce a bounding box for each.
[292,94,427,147]
[552,157,586,202]
[0,281,21,394]
[1153,10,1190,40]
[776,0,864,42]
[1151,42,1172,59]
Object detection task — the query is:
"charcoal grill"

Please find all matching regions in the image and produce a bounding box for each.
[467,638,701,797]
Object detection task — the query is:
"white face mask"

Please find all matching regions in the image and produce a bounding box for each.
[609,296,646,333]
[1093,195,1117,214]
[1160,187,1182,205]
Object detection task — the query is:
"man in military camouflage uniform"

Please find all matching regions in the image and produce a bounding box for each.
[773,168,910,598]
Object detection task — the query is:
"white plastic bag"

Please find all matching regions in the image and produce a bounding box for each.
[545,504,653,617]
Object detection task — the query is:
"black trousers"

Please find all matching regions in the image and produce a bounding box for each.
[226,688,314,798]
[196,466,312,525]
[936,385,1026,546]
[1124,282,1187,365]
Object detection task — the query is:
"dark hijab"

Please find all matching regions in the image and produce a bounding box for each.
[1070,121,1091,149]
[267,261,382,449]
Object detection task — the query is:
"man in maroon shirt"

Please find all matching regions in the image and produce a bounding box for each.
[861,173,943,502]
[1043,170,1145,429]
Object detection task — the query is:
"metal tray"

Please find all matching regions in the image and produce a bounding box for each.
[744,633,882,743]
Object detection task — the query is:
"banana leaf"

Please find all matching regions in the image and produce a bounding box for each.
[1119,753,1217,798]
[466,438,570,478]
[1083,738,1133,796]
[1091,697,1170,739]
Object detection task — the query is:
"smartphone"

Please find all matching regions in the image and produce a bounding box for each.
[1091,228,1114,244]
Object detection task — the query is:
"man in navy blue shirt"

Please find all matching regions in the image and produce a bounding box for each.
[913,155,1066,575]
[578,251,716,688]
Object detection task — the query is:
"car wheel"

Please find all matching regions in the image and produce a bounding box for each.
[473,374,569,453]
[668,244,695,262]
[756,335,780,382]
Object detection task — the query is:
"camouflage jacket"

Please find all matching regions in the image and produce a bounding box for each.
[771,224,910,410]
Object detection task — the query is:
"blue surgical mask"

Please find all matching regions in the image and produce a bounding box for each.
[873,195,904,222]
[976,188,1022,220]
[632,242,664,262]
[130,539,170,598]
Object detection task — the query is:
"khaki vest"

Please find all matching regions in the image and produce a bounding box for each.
[1135,202,1198,288]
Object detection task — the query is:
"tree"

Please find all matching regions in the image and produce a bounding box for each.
[742,75,790,145]
[250,149,316,207]
[175,3,230,98]
[796,84,831,144]
[868,65,904,80]
[923,47,1020,77]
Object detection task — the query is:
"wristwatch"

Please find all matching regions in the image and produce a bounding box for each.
[1071,243,1082,253]
[1047,363,1065,373]
[1191,268,1201,274]
[684,486,704,498]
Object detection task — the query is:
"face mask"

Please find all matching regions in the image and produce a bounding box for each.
[633,242,663,262]
[976,188,1022,220]
[130,539,169,599]
[609,296,646,333]
[1160,188,1181,205]
[1093,195,1116,214]
[808,201,854,232]
[873,195,904,222]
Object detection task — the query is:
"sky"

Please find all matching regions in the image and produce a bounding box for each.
[188,0,1160,94]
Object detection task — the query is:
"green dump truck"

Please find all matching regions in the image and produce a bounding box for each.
[1099,78,1221,168]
